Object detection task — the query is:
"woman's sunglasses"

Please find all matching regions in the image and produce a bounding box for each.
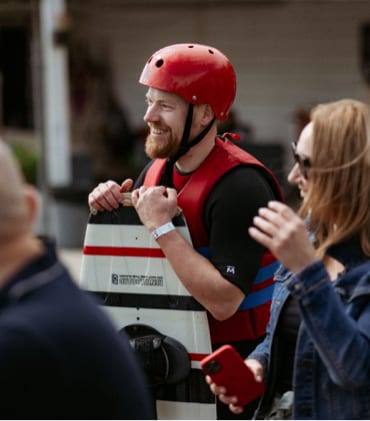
[291,142,311,179]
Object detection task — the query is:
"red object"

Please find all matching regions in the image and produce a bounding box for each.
[200,344,266,407]
[144,137,283,344]
[139,43,236,121]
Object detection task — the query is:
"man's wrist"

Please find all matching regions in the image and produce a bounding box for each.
[152,222,175,241]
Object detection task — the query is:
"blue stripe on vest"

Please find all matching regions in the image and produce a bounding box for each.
[254,260,280,284]
[238,261,279,310]
[197,246,278,310]
[197,246,210,258]
[238,283,275,310]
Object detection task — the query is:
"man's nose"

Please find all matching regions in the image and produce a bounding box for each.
[144,105,159,123]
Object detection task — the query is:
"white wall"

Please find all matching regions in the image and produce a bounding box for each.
[71,1,370,153]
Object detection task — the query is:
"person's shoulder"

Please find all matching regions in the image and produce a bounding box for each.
[220,165,277,196]
[229,164,269,177]
[350,261,370,282]
[0,311,50,359]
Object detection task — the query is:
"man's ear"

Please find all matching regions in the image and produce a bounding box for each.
[24,184,40,227]
[200,104,215,126]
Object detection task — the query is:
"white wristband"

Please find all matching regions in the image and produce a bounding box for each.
[152,222,175,241]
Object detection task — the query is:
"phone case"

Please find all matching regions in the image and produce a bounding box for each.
[200,344,266,407]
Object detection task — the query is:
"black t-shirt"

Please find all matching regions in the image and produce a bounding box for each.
[274,294,301,393]
[135,162,278,295]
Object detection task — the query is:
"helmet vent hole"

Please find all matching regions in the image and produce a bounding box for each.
[155,59,164,68]
[208,49,214,54]
[187,45,194,48]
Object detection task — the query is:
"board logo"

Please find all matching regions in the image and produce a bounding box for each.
[111,273,164,287]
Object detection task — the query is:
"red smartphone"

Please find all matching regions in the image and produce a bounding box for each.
[200,344,266,407]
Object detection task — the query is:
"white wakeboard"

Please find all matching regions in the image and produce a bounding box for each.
[80,198,216,420]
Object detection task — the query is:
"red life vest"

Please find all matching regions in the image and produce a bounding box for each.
[143,137,283,344]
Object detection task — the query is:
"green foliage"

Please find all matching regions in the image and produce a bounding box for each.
[10,143,38,185]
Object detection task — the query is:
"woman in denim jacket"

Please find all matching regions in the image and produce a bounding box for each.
[208,99,370,419]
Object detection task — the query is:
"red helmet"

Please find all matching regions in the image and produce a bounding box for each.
[139,43,236,121]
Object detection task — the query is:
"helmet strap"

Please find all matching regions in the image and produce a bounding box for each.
[162,104,215,187]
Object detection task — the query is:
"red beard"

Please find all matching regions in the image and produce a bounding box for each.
[144,131,181,159]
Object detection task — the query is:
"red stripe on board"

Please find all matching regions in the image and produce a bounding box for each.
[189,352,208,362]
[83,245,165,258]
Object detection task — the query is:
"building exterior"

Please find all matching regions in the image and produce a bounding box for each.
[1,0,370,246]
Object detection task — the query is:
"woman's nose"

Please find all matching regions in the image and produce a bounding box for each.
[287,163,301,186]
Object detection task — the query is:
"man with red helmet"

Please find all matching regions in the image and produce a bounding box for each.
[89,43,283,419]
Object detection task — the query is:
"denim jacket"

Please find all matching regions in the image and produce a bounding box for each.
[249,243,370,419]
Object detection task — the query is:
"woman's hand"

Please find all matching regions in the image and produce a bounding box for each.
[206,375,244,415]
[205,358,265,415]
[245,358,265,383]
[248,200,316,273]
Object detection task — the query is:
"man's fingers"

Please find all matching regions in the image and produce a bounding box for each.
[88,181,123,212]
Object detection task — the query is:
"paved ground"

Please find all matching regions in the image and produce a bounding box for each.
[59,248,83,284]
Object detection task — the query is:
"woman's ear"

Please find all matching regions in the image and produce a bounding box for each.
[23,184,40,228]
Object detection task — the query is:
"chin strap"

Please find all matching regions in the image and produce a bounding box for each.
[162,104,216,187]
